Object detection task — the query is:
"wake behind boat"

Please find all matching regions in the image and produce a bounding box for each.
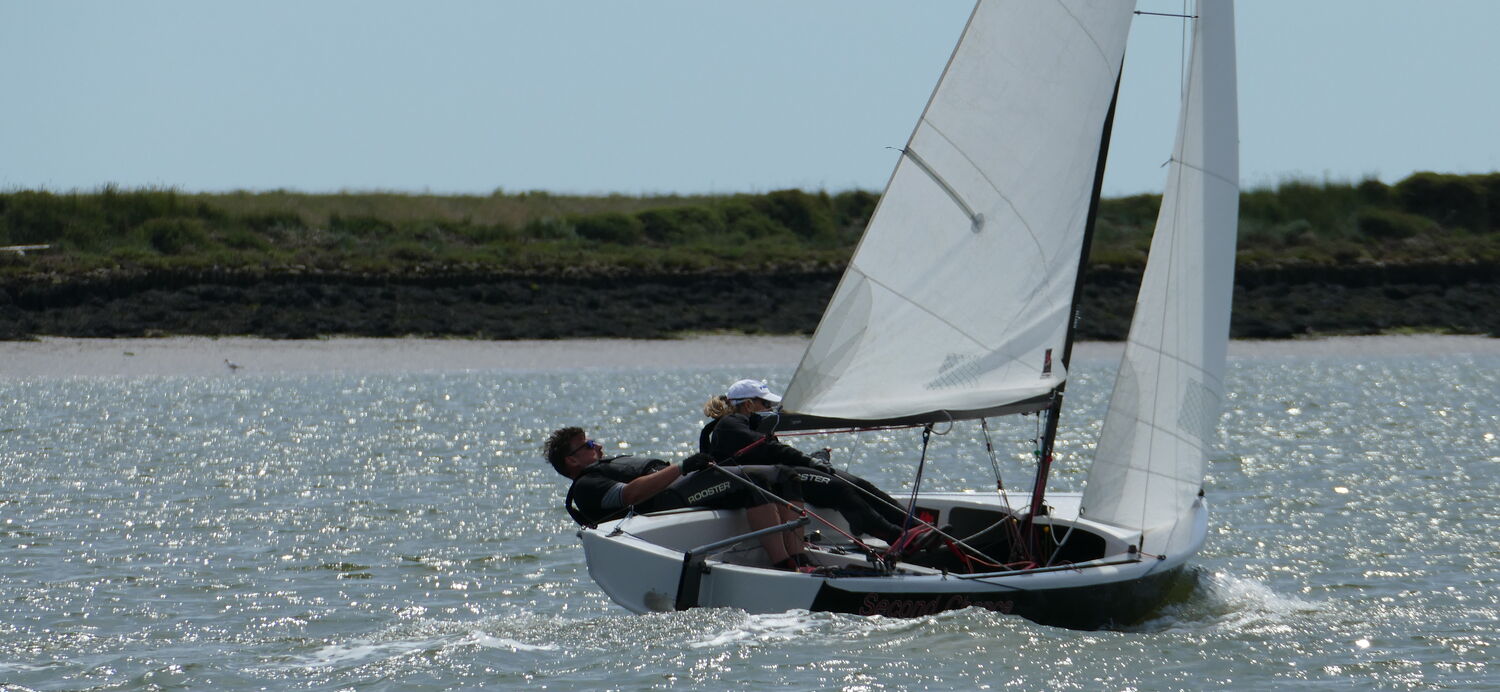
[578,0,1239,630]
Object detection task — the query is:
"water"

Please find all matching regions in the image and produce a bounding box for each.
[2,348,1496,690]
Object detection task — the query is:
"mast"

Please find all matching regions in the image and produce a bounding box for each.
[1024,73,1124,559]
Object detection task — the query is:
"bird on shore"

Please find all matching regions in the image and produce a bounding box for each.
[224,358,242,372]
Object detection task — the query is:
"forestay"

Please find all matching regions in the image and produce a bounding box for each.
[1082,0,1239,532]
[781,1,1136,428]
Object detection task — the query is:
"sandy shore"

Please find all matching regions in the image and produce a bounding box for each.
[2,334,1496,378]
[0,335,812,377]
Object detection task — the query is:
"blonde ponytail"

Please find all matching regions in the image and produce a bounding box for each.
[702,395,736,419]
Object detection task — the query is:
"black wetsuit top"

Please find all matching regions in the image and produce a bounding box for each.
[564,455,669,526]
[700,415,909,540]
[563,454,804,528]
[700,413,819,467]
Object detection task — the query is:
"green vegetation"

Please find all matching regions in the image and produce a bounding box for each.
[2,173,1498,280]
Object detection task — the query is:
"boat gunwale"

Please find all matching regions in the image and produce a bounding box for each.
[581,499,1204,590]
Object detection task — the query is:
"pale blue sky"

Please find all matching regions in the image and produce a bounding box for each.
[3,0,1497,198]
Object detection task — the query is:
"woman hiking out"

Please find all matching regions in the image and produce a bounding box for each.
[700,379,926,549]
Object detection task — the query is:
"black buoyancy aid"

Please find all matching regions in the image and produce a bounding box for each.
[698,420,717,455]
[564,455,668,527]
[703,412,778,463]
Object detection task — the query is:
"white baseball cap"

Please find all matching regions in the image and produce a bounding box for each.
[727,379,782,404]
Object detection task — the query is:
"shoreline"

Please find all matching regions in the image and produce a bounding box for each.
[6,265,1499,344]
[3,334,1497,378]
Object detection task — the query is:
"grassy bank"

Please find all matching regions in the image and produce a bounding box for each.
[0,187,870,278]
[2,174,1498,340]
[3,172,1500,279]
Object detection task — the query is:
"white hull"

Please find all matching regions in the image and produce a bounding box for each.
[580,491,1206,629]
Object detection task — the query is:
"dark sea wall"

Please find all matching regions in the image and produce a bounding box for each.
[0,270,836,341]
[1,263,1497,341]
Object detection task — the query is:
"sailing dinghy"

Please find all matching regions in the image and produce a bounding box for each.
[578,0,1238,630]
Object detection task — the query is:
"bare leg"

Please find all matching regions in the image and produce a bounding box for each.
[778,504,806,560]
[745,504,790,566]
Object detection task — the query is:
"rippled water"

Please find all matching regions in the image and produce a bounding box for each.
[2,349,1495,690]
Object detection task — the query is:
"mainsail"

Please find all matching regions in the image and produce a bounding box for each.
[1082,0,1239,532]
[781,1,1137,427]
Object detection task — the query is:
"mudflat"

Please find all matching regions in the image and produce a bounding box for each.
[3,334,1496,378]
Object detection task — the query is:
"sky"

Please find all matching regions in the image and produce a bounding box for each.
[3,0,1498,198]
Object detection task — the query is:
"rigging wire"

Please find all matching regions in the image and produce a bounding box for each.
[704,461,877,555]
[899,424,936,533]
[1137,2,1197,168]
[1044,521,1079,567]
[1134,11,1195,18]
[980,418,1006,497]
[763,419,1057,572]
[1181,1,1193,100]
[979,418,1028,552]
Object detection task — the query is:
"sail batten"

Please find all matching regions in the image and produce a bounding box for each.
[901,147,983,230]
[782,0,1137,426]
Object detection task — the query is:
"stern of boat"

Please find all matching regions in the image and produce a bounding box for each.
[578,509,831,614]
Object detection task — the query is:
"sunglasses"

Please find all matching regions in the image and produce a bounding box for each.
[569,439,600,457]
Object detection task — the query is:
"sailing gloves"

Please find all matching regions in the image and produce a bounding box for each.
[808,448,835,473]
[681,452,714,474]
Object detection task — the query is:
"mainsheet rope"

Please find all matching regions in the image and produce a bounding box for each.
[777,421,1033,571]
[718,436,877,554]
[900,424,934,533]
[980,418,1030,554]
[718,421,1043,571]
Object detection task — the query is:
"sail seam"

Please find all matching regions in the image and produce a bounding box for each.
[902,117,1075,390]
[1109,308,1223,461]
[1119,336,1227,393]
[857,270,1038,377]
[882,116,1065,387]
[919,121,1051,263]
[1054,0,1128,74]
[912,120,1056,331]
[1135,168,1185,533]
[1096,409,1211,480]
